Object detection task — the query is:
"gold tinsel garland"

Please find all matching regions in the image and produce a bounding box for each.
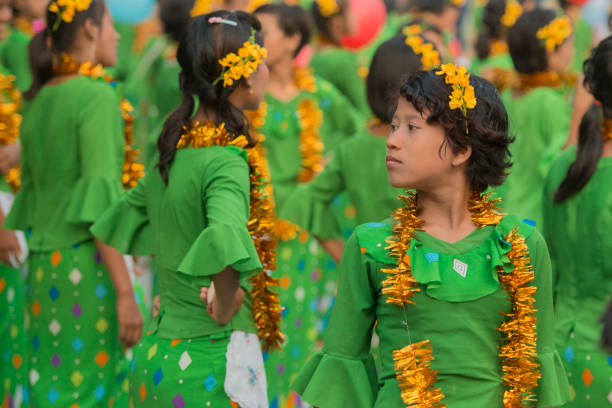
[13,17,33,35]
[177,122,284,352]
[53,54,145,190]
[384,192,539,408]
[516,71,577,92]
[0,72,22,192]
[603,119,612,142]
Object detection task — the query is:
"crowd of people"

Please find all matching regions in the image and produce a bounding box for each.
[0,0,611,407]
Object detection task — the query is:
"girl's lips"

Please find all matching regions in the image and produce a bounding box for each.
[386,155,402,166]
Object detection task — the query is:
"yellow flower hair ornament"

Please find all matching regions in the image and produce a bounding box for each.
[214,29,267,88]
[48,0,92,30]
[436,63,477,133]
[536,16,573,52]
[316,0,340,17]
[404,35,441,70]
[501,0,522,27]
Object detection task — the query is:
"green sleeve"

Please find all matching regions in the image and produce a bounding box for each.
[279,151,345,239]
[537,91,570,180]
[2,32,31,91]
[292,232,379,407]
[318,79,361,152]
[65,82,123,225]
[528,230,571,407]
[176,147,262,278]
[91,175,153,256]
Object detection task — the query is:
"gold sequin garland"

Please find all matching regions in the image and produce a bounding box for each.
[0,72,22,192]
[176,122,284,352]
[603,119,612,142]
[383,192,539,408]
[53,54,145,189]
[489,69,577,92]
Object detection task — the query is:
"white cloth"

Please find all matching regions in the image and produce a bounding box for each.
[224,331,268,408]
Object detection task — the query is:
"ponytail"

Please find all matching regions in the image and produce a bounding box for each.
[25,30,54,100]
[553,104,603,202]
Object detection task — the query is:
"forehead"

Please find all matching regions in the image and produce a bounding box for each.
[394,97,426,120]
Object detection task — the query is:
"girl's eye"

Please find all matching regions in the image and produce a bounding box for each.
[408,123,419,131]
[390,123,399,131]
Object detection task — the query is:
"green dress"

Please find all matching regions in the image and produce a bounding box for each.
[0,65,27,408]
[4,76,130,407]
[260,77,361,407]
[92,145,264,407]
[499,87,571,231]
[570,16,593,74]
[280,129,403,239]
[310,48,370,118]
[471,52,514,76]
[293,215,570,407]
[543,147,612,407]
[1,28,32,91]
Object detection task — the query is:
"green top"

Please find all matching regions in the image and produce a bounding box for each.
[570,16,593,74]
[92,145,261,339]
[310,48,370,118]
[1,28,32,91]
[262,77,361,210]
[280,130,403,239]
[293,215,570,407]
[470,52,514,76]
[543,147,612,353]
[5,76,124,250]
[499,87,571,230]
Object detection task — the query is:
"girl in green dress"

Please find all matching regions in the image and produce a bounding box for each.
[93,10,279,407]
[411,0,462,61]
[500,9,575,231]
[280,33,439,251]
[543,35,612,408]
[252,3,360,406]
[471,0,520,86]
[309,0,370,118]
[293,67,570,407]
[5,1,144,406]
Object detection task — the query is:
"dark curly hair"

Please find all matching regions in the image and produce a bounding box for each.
[399,69,513,192]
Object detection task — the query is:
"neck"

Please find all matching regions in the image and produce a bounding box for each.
[269,58,295,88]
[192,106,217,124]
[417,181,477,242]
[69,45,97,66]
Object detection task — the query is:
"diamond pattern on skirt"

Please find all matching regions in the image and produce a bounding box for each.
[178,351,192,371]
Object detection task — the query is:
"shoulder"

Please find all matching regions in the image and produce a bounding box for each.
[354,220,395,264]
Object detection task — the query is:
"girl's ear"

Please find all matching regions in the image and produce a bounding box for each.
[82,17,100,41]
[451,145,472,168]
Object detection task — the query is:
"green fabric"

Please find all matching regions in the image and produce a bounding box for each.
[26,241,131,407]
[0,264,26,408]
[130,330,238,407]
[310,48,370,118]
[543,148,612,406]
[570,16,593,74]
[280,130,402,239]
[293,216,570,407]
[499,87,571,231]
[471,52,514,76]
[5,76,124,251]
[92,145,261,340]
[0,28,31,91]
[262,76,361,211]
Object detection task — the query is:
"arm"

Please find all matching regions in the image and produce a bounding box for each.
[564,75,594,149]
[0,207,21,265]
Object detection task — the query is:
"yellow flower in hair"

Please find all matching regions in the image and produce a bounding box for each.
[48,0,92,29]
[247,0,272,12]
[316,0,340,17]
[536,16,573,52]
[402,24,422,36]
[215,30,267,88]
[190,0,218,17]
[436,63,477,127]
[501,0,522,27]
[404,35,441,70]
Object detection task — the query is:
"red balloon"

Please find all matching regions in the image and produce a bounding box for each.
[341,0,387,50]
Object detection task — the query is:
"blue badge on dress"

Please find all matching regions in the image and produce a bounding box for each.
[424,252,439,263]
[522,219,536,227]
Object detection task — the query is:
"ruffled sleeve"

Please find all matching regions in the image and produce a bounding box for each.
[526,226,571,406]
[66,177,122,224]
[176,146,262,277]
[279,152,344,240]
[91,175,152,256]
[292,232,378,406]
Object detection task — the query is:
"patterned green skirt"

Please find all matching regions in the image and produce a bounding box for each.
[129,330,240,407]
[26,240,130,407]
[1,264,27,408]
[559,334,612,407]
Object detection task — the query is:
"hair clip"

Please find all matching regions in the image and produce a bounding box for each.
[208,16,238,26]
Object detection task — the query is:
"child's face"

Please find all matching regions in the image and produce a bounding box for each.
[22,0,47,19]
[547,35,574,73]
[94,6,119,68]
[255,12,296,66]
[386,97,463,190]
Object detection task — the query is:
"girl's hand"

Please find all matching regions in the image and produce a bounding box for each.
[0,142,20,175]
[115,292,144,348]
[200,285,245,325]
[152,294,160,317]
[0,226,21,266]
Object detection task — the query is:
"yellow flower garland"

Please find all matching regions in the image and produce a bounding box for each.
[404,35,441,70]
[0,72,22,192]
[383,192,540,408]
[516,71,577,92]
[176,121,284,352]
[215,31,267,88]
[501,0,522,27]
[53,54,145,190]
[536,16,573,52]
